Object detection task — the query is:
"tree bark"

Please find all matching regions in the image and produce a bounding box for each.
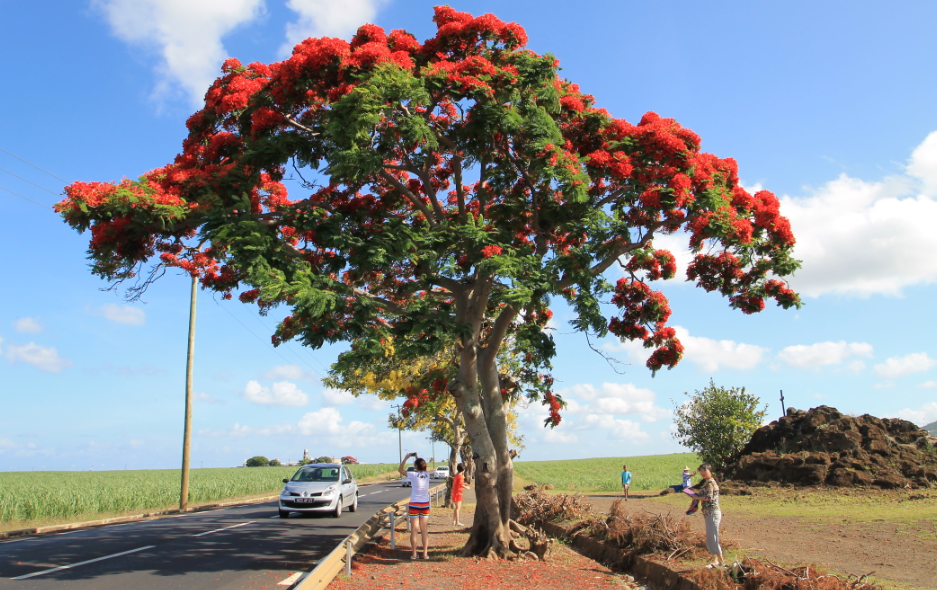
[447,282,520,558]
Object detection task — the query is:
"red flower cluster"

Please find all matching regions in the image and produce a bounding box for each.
[543,391,562,427]
[481,245,503,258]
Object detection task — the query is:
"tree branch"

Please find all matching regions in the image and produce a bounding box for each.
[479,303,518,373]
[378,169,438,227]
[351,286,405,315]
[285,116,318,136]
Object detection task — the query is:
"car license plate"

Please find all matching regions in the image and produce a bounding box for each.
[296,498,316,503]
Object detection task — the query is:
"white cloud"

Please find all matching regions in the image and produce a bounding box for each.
[242,380,309,406]
[874,352,937,378]
[894,402,937,428]
[917,380,937,389]
[7,342,73,373]
[262,364,317,381]
[561,383,670,422]
[543,428,578,444]
[777,341,873,369]
[779,131,937,297]
[580,415,649,441]
[280,0,387,57]
[94,0,265,107]
[603,326,767,373]
[13,317,43,334]
[98,303,146,326]
[322,387,356,406]
[206,407,383,448]
[907,130,937,196]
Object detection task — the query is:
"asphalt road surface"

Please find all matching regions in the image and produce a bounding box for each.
[0,480,421,590]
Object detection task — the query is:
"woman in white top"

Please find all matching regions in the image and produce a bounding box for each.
[398,452,432,559]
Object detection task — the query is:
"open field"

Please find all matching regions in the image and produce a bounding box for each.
[513,453,699,492]
[0,463,398,531]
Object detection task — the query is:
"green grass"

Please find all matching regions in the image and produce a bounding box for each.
[0,463,398,527]
[513,453,699,493]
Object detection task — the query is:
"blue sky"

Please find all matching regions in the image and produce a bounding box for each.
[2,0,936,471]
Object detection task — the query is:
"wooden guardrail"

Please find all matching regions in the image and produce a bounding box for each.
[295,483,445,590]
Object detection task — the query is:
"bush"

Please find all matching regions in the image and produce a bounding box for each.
[245,456,269,467]
[268,459,281,466]
[672,379,767,470]
[313,456,333,464]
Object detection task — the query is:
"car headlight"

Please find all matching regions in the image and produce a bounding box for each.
[281,488,290,496]
[322,485,336,496]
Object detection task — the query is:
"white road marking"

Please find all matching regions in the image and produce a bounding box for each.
[1,538,36,544]
[357,494,367,498]
[55,531,80,536]
[269,515,280,519]
[192,521,256,537]
[278,571,303,586]
[11,545,155,580]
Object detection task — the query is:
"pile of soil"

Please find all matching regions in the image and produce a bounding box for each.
[722,405,937,488]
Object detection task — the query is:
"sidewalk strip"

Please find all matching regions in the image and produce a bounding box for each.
[11,545,155,580]
[192,521,255,537]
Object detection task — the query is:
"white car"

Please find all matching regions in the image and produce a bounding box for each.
[401,465,415,486]
[432,465,450,479]
[278,464,358,518]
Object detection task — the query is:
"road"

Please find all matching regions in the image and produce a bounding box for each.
[0,480,419,589]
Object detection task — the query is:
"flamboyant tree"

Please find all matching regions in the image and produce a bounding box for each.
[57,7,801,556]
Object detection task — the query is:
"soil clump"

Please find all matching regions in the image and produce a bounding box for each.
[722,405,937,489]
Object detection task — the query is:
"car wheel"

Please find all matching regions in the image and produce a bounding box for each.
[333,496,343,518]
[349,493,358,512]
[278,509,290,518]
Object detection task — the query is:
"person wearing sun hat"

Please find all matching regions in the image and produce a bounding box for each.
[682,466,696,489]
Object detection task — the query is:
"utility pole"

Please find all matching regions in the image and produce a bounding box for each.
[391,404,403,464]
[179,274,197,511]
[780,389,786,417]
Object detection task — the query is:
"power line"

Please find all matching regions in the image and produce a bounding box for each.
[212,298,321,381]
[0,167,62,196]
[0,147,69,183]
[0,184,52,210]
[244,307,331,375]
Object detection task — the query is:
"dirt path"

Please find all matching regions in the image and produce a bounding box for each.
[586,492,937,589]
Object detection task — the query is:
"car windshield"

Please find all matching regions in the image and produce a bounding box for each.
[290,467,340,482]
[406,467,415,472]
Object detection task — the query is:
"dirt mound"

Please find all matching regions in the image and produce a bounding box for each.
[722,405,937,488]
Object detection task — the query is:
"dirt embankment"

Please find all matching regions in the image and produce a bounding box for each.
[722,405,937,489]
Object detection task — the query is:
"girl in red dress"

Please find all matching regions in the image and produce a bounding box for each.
[451,463,469,526]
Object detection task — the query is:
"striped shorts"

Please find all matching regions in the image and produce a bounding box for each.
[408,501,430,518]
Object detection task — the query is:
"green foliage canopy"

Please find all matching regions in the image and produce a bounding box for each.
[672,379,767,469]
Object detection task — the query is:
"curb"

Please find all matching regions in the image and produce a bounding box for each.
[539,521,702,590]
[0,494,280,541]
[295,484,446,590]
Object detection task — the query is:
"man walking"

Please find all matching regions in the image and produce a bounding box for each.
[621,464,633,500]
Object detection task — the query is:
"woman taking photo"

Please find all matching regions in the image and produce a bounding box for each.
[398,452,432,559]
[694,463,725,568]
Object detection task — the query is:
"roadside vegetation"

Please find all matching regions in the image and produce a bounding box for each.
[0,463,398,531]
[513,453,698,493]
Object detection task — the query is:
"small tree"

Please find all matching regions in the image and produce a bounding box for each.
[246,455,269,467]
[672,379,767,469]
[269,458,282,466]
[341,456,358,464]
[313,455,334,464]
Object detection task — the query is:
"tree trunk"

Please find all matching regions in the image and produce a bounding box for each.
[444,433,463,508]
[460,442,475,484]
